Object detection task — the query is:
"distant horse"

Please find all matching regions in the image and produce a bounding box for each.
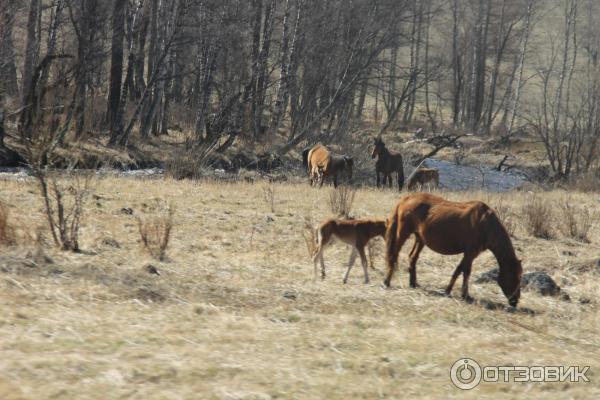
[384,193,522,307]
[407,168,439,191]
[304,144,353,187]
[313,218,387,284]
[371,137,404,190]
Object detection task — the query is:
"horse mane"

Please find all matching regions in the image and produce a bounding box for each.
[482,209,518,264]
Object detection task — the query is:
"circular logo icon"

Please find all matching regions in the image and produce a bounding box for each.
[450,358,482,390]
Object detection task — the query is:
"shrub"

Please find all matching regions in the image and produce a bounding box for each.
[521,194,553,239]
[328,186,356,218]
[33,171,92,251]
[301,217,317,257]
[558,196,593,243]
[137,204,174,260]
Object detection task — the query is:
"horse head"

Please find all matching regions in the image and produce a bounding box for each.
[498,257,522,307]
[371,137,384,159]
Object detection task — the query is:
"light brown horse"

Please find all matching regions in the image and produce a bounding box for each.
[313,218,387,284]
[384,193,522,307]
[371,137,404,190]
[407,168,439,191]
[303,144,353,187]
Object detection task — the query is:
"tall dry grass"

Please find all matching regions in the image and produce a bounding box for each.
[328,185,356,218]
[521,193,554,239]
[137,203,175,261]
[558,196,593,243]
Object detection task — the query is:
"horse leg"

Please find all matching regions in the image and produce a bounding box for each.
[376,171,381,188]
[398,169,404,191]
[343,248,358,284]
[357,245,370,284]
[333,174,338,188]
[461,259,474,302]
[408,238,424,288]
[387,174,392,188]
[320,251,326,280]
[445,254,473,296]
[312,247,322,281]
[383,225,412,287]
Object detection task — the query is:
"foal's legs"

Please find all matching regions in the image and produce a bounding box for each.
[384,225,412,287]
[408,238,424,288]
[343,248,358,284]
[445,254,474,300]
[357,245,370,284]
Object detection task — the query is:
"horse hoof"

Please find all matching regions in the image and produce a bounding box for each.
[410,282,419,288]
[342,279,348,284]
[463,295,474,303]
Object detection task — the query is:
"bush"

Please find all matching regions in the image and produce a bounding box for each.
[521,194,553,239]
[33,171,92,251]
[137,204,174,261]
[328,186,356,218]
[558,196,593,243]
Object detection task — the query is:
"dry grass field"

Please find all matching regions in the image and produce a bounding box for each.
[0,175,599,399]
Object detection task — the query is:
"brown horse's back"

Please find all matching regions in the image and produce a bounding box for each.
[393,193,490,255]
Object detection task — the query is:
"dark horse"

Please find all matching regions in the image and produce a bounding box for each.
[384,193,522,307]
[371,137,404,190]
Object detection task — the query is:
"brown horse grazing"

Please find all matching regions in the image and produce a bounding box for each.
[313,218,387,284]
[384,193,522,307]
[407,168,439,191]
[304,144,353,187]
[371,137,404,190]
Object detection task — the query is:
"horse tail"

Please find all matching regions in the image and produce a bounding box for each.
[398,160,405,191]
[302,148,310,169]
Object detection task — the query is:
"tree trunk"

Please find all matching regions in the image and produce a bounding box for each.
[451,0,461,127]
[254,0,276,138]
[268,0,292,137]
[506,0,534,137]
[107,0,127,143]
[0,1,19,96]
[22,0,41,103]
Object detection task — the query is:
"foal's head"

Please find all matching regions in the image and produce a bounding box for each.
[498,258,522,307]
[371,137,385,159]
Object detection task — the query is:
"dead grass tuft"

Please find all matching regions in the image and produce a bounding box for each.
[137,203,175,261]
[301,216,317,257]
[328,185,356,218]
[558,196,593,243]
[521,193,554,239]
[261,182,276,213]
